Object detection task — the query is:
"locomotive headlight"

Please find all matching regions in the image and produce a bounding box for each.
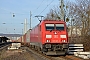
[60,35,66,38]
[46,35,52,38]
[46,40,50,42]
[62,40,66,42]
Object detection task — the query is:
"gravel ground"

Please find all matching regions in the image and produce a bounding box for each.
[0,47,52,60]
[0,47,67,60]
[0,49,36,60]
[0,47,79,60]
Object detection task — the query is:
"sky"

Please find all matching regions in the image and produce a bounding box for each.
[0,0,75,34]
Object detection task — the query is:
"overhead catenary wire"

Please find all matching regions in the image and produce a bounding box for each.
[39,0,54,15]
[0,0,54,16]
[1,0,55,19]
[36,0,45,9]
[0,0,45,15]
[33,0,54,19]
[32,0,45,14]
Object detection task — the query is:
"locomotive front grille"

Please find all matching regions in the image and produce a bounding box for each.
[45,44,63,50]
[52,45,63,51]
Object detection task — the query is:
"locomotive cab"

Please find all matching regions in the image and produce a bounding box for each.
[41,20,68,55]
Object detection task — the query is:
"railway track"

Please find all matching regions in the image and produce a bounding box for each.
[23,47,54,60]
[0,42,12,60]
[0,45,85,60]
[25,46,84,60]
[21,46,68,60]
[0,42,11,50]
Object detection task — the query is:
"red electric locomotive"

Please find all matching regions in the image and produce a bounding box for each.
[30,20,68,55]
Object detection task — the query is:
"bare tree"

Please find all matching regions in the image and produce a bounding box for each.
[69,0,90,36]
[68,0,90,51]
[45,7,60,20]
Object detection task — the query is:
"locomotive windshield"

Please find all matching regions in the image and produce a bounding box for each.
[45,24,64,31]
[46,24,54,30]
[56,24,64,30]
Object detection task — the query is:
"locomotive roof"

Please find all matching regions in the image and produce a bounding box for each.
[43,19,64,21]
[41,20,65,23]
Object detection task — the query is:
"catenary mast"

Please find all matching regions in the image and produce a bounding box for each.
[60,0,65,21]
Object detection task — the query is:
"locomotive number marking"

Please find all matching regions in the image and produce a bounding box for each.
[54,35,58,38]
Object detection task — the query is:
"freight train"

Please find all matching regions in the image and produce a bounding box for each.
[17,20,69,55]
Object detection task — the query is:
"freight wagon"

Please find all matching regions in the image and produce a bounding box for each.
[17,30,30,46]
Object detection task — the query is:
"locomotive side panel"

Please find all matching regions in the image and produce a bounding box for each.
[30,24,42,48]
